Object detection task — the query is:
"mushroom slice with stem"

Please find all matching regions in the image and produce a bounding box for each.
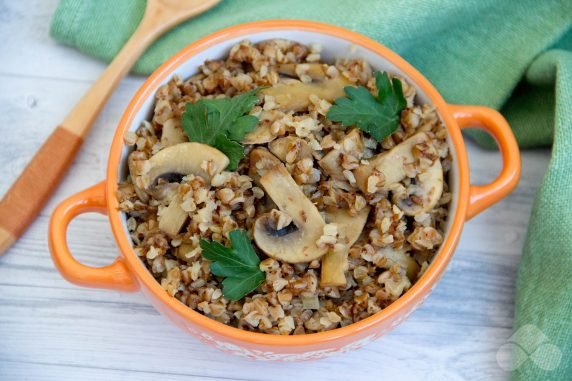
[140,142,229,191]
[391,159,443,216]
[158,195,188,238]
[248,147,282,185]
[277,63,327,81]
[318,129,364,180]
[269,136,313,164]
[260,77,351,112]
[160,118,187,147]
[320,206,370,287]
[354,132,443,214]
[354,132,432,193]
[253,164,327,263]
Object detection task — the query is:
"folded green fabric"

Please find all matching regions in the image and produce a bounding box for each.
[51,0,572,378]
[510,48,572,380]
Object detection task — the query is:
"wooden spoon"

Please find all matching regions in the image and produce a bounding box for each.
[0,0,220,254]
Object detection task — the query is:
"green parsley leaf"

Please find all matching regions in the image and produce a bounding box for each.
[200,229,264,301]
[375,71,406,117]
[214,135,244,170]
[327,71,406,142]
[181,89,261,171]
[181,101,217,145]
[220,272,266,301]
[202,89,260,134]
[328,86,387,140]
[228,115,258,141]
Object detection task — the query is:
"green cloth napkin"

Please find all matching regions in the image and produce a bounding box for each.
[51,1,572,378]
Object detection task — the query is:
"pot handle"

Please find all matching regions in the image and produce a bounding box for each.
[448,105,521,219]
[49,181,138,292]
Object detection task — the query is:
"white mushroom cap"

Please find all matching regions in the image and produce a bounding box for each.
[392,159,443,216]
[140,142,229,190]
[260,77,350,112]
[354,132,430,193]
[353,132,443,215]
[253,164,327,263]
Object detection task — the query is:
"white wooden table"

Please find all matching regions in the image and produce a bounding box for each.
[0,1,551,380]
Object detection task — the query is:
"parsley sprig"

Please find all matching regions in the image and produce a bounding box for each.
[327,71,406,142]
[200,229,264,301]
[182,89,261,170]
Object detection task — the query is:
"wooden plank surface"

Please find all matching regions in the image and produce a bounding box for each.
[0,1,551,380]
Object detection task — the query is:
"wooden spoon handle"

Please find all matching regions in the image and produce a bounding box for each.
[0,2,178,255]
[59,12,167,137]
[0,127,83,253]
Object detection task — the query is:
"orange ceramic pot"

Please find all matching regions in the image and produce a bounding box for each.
[49,20,521,361]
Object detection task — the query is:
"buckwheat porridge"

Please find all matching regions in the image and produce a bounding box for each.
[117,39,452,335]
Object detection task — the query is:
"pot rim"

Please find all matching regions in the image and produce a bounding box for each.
[106,19,470,347]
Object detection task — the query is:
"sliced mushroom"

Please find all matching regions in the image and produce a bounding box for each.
[160,118,187,147]
[277,63,327,81]
[320,206,370,287]
[247,148,280,211]
[253,164,327,263]
[391,159,443,216]
[140,142,229,190]
[148,183,179,201]
[354,132,430,193]
[158,196,188,237]
[377,246,420,279]
[269,136,313,163]
[248,147,282,185]
[326,207,371,249]
[318,129,364,180]
[242,109,288,145]
[260,77,351,112]
[242,123,274,145]
[354,132,443,214]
